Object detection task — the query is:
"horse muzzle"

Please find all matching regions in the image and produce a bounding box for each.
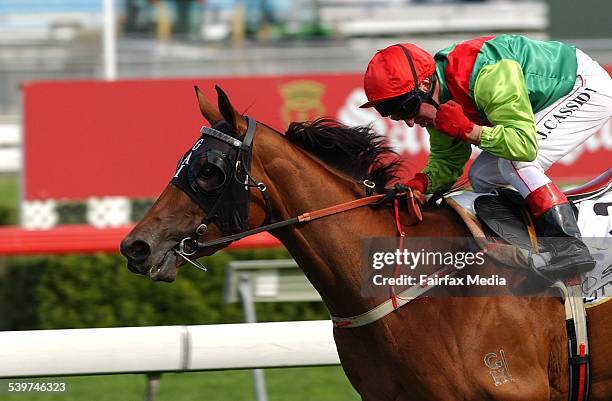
[120,237,151,273]
[120,236,179,281]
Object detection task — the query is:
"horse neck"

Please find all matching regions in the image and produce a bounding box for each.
[251,130,401,316]
[253,134,373,313]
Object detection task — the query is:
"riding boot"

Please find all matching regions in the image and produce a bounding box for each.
[526,183,595,280]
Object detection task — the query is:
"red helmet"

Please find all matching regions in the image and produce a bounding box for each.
[360,43,436,109]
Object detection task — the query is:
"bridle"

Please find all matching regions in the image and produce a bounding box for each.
[170,115,401,272]
[170,115,270,271]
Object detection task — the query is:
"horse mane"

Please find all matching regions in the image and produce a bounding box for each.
[285,118,401,193]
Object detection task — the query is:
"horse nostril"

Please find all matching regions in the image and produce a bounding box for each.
[121,239,151,263]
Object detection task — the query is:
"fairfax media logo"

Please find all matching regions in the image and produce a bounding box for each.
[537,88,597,139]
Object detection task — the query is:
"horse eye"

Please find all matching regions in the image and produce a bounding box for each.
[194,163,225,192]
[200,165,216,178]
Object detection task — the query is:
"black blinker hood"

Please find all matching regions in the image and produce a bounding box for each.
[170,116,257,234]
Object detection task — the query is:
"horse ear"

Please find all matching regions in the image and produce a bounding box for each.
[215,85,247,137]
[194,86,223,126]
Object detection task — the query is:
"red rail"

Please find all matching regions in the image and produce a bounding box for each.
[0,225,282,256]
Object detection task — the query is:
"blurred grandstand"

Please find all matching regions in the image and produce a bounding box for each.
[0,0,555,115]
[0,0,610,172]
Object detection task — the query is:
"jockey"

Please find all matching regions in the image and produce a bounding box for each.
[360,35,612,280]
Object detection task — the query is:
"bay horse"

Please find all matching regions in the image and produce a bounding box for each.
[120,86,612,401]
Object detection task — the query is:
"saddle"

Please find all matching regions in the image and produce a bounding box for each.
[472,169,611,251]
[473,188,541,251]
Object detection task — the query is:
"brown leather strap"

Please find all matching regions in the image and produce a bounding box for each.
[406,189,423,224]
[445,197,529,269]
[199,193,392,249]
[520,208,539,253]
[298,194,385,222]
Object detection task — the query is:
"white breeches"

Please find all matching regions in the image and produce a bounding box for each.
[469,49,612,197]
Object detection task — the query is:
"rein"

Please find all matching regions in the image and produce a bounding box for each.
[176,188,386,270]
[200,191,386,248]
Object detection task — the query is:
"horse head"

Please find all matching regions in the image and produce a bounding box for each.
[120,84,405,310]
[120,85,270,282]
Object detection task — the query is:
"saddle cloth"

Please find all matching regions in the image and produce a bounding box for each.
[446,190,612,306]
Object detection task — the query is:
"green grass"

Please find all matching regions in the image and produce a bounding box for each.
[1,366,359,401]
[0,174,18,225]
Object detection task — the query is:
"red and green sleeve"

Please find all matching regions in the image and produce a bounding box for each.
[421,128,472,193]
[474,60,538,162]
[422,60,538,192]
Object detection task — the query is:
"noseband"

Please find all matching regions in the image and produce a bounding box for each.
[170,116,270,270]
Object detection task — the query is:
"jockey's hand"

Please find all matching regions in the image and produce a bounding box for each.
[434,101,479,143]
[372,175,428,207]
[402,173,429,194]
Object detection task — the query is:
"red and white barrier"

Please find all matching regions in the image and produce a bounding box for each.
[0,225,281,256]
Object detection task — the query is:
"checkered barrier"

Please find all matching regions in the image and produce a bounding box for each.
[22,198,155,229]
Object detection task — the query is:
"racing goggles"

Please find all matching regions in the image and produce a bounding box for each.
[374,92,422,119]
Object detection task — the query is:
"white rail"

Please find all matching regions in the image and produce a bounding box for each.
[0,320,340,378]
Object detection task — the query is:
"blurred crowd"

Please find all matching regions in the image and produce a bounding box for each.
[125,0,493,41]
[125,0,327,41]
[1,0,510,43]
